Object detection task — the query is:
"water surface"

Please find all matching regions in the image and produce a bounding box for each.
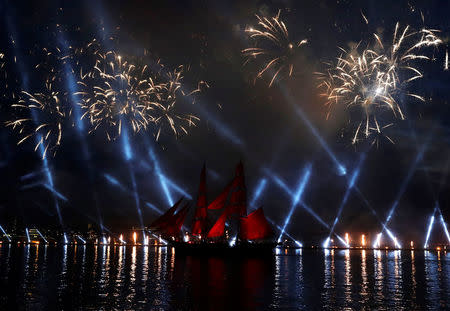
[0,245,449,310]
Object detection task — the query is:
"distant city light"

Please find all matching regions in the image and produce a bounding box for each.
[77,235,86,244]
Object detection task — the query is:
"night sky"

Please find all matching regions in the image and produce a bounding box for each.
[0,0,449,244]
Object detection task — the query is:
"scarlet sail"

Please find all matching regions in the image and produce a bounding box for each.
[207,208,229,238]
[150,198,183,230]
[239,207,273,240]
[150,162,274,246]
[192,165,208,236]
[163,203,190,237]
[206,162,248,238]
[207,181,232,210]
[228,163,246,217]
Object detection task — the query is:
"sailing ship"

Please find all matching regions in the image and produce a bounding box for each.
[149,162,275,253]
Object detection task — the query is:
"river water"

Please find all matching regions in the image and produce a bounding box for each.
[0,245,449,310]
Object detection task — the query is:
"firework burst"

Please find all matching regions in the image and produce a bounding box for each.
[149,66,207,141]
[6,82,71,159]
[0,52,16,103]
[243,10,307,87]
[5,46,76,158]
[318,23,441,145]
[76,50,155,140]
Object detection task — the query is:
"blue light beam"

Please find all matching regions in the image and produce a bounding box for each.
[277,83,346,175]
[35,229,48,244]
[267,218,303,247]
[266,169,330,230]
[277,164,312,242]
[384,140,428,227]
[148,148,173,206]
[424,214,435,249]
[249,178,267,208]
[0,225,11,242]
[327,153,365,241]
[25,228,30,243]
[437,207,450,244]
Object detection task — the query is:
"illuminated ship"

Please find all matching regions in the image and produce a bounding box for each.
[149,162,275,253]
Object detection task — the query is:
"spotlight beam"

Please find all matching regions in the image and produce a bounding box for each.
[4,7,64,228]
[277,83,346,175]
[25,228,30,243]
[267,218,303,247]
[103,173,162,215]
[265,169,330,230]
[327,153,366,242]
[249,178,267,209]
[424,213,435,249]
[57,32,105,234]
[437,206,450,244]
[384,141,428,227]
[378,140,430,244]
[0,225,11,242]
[35,229,48,244]
[148,148,174,206]
[277,164,312,242]
[145,202,164,215]
[160,175,192,200]
[301,202,330,229]
[20,182,68,202]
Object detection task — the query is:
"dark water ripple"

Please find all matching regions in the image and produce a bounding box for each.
[0,245,449,310]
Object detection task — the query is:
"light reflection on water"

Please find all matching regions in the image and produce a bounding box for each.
[0,245,449,310]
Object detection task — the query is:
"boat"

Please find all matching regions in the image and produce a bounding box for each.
[149,162,275,255]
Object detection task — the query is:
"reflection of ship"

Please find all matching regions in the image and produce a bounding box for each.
[149,162,275,254]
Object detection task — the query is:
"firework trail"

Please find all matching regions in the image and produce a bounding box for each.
[318,23,441,145]
[0,52,6,103]
[0,52,17,104]
[5,47,75,158]
[6,82,71,159]
[0,52,5,85]
[149,65,208,141]
[75,49,156,141]
[243,10,307,87]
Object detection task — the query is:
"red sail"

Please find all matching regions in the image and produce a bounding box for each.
[239,207,273,240]
[164,203,190,237]
[228,162,247,217]
[206,162,248,238]
[207,180,232,210]
[207,209,229,238]
[150,198,183,230]
[192,165,208,236]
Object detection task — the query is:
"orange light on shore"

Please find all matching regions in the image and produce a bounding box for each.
[410,241,414,248]
[361,234,366,247]
[133,232,137,244]
[345,233,350,246]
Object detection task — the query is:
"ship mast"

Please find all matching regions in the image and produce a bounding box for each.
[192,164,208,238]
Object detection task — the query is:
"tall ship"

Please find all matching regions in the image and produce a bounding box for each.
[149,162,275,253]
